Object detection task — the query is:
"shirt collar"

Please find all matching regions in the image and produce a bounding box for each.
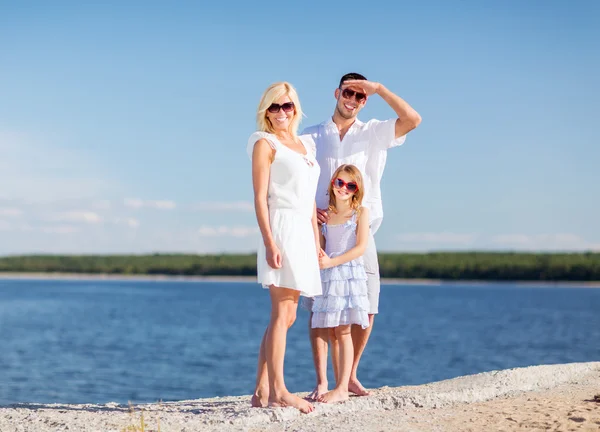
[323,117,364,130]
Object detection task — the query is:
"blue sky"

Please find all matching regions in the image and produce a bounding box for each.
[1,0,598,254]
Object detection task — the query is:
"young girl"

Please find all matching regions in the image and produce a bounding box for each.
[311,164,370,404]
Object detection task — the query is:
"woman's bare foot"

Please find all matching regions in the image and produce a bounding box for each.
[348,378,371,396]
[251,388,268,407]
[317,387,349,404]
[269,392,315,413]
[306,382,328,401]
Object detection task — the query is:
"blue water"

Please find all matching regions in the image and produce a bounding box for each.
[0,279,599,406]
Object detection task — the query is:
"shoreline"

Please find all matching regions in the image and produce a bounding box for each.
[1,271,599,287]
[1,362,598,431]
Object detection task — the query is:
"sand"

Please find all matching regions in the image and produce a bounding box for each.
[1,362,598,431]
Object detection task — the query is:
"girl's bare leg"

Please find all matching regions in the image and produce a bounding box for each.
[307,321,329,401]
[266,286,314,413]
[251,327,269,407]
[318,325,352,403]
[349,315,374,396]
[330,327,340,385]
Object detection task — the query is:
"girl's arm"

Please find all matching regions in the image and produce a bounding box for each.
[325,207,370,268]
[252,139,281,268]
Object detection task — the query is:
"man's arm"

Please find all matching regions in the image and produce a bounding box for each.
[344,79,421,138]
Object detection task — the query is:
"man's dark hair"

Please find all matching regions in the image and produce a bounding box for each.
[339,72,367,88]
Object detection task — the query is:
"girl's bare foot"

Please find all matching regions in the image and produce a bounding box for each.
[269,392,315,413]
[317,387,349,404]
[348,378,371,396]
[251,388,268,408]
[306,382,328,401]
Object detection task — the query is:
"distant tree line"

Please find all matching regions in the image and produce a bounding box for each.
[0,252,599,281]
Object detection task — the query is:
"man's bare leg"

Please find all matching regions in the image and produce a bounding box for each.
[307,313,329,400]
[251,327,269,407]
[349,314,374,396]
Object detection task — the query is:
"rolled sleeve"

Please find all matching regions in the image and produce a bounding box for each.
[367,119,406,150]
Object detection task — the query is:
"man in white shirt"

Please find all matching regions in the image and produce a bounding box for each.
[302,72,421,400]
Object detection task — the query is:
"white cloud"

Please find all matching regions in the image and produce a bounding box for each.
[191,201,254,212]
[398,232,478,245]
[0,208,22,217]
[40,225,80,234]
[112,217,140,228]
[0,219,11,231]
[124,198,176,210]
[198,225,259,237]
[490,233,600,251]
[50,211,103,224]
[92,200,112,210]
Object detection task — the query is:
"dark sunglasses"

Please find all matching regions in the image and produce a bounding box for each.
[332,178,359,192]
[340,88,367,102]
[267,102,295,113]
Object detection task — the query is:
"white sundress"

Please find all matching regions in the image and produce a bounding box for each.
[247,132,322,297]
[311,211,370,329]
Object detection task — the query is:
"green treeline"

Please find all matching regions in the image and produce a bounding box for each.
[0,252,599,281]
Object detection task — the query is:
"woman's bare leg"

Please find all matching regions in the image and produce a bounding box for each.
[251,327,269,407]
[266,286,314,413]
[307,320,329,401]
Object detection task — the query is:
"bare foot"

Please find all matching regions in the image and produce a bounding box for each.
[317,387,349,404]
[269,392,315,413]
[306,382,328,401]
[251,389,268,408]
[348,378,371,396]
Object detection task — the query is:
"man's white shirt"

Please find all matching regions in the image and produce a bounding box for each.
[302,118,405,234]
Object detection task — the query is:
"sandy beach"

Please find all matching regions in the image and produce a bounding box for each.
[1,362,598,431]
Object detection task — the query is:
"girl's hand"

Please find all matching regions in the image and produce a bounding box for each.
[319,254,334,269]
[316,208,329,225]
[266,243,282,269]
[318,248,326,258]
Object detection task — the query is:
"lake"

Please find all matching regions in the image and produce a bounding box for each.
[0,278,598,406]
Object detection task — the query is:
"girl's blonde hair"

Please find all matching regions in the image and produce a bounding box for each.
[327,164,364,214]
[256,82,303,135]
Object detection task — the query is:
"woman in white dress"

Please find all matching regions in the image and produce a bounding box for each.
[248,82,322,413]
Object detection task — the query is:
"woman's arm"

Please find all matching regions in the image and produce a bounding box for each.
[252,138,281,268]
[312,201,323,254]
[321,208,370,268]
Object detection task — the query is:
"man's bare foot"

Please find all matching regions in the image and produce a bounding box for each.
[317,387,349,404]
[269,392,315,413]
[251,388,268,407]
[348,378,371,396]
[306,382,328,401]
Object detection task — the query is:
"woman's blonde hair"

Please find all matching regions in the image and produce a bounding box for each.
[327,164,364,214]
[256,82,303,135]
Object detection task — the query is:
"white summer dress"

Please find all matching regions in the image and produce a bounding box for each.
[311,210,370,329]
[247,132,322,297]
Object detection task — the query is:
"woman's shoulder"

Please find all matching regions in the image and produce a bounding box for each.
[248,131,274,144]
[247,131,276,159]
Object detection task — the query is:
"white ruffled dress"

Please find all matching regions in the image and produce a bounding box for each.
[311,211,370,329]
[247,132,322,297]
